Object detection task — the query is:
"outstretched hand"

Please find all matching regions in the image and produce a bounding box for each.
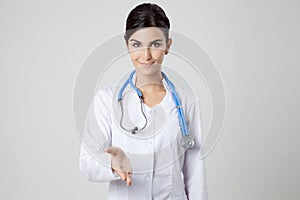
[105,147,132,186]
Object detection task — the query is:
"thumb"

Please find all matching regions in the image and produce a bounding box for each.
[105,147,118,156]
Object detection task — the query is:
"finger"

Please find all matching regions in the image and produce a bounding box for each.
[126,173,132,186]
[115,170,127,181]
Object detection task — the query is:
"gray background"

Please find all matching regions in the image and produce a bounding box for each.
[1,0,299,199]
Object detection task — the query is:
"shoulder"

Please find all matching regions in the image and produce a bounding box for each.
[94,84,117,101]
[92,84,119,112]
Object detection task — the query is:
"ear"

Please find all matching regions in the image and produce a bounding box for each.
[165,38,172,55]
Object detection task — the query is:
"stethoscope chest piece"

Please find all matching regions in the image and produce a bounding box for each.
[181,136,195,149]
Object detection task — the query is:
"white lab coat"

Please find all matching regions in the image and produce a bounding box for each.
[79,73,209,200]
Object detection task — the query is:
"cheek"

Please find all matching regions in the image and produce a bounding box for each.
[129,51,139,61]
[151,50,165,62]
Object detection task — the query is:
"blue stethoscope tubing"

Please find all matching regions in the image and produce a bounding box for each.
[117,70,194,149]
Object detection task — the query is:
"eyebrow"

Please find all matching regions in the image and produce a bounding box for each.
[129,39,163,43]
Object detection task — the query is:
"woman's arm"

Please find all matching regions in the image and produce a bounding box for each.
[79,87,120,182]
[183,100,209,200]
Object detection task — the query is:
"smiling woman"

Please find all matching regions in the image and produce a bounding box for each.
[126,27,172,107]
[79,3,209,200]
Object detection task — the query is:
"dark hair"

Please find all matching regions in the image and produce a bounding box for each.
[124,3,170,44]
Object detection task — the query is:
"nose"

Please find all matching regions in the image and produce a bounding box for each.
[142,47,151,60]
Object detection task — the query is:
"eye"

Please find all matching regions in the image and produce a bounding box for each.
[132,43,141,48]
[152,42,161,48]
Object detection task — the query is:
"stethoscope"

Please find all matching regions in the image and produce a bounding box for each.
[117,70,194,149]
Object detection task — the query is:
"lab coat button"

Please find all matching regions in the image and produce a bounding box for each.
[146,173,151,178]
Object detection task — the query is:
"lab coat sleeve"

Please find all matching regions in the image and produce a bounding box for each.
[183,100,209,200]
[79,88,120,182]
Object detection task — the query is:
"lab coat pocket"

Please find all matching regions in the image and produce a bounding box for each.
[152,166,172,199]
[107,179,129,200]
[171,196,188,200]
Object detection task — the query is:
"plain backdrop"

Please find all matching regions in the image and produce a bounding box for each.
[0,0,299,199]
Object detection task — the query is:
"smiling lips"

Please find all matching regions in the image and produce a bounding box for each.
[139,62,154,67]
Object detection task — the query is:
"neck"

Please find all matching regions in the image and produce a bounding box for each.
[135,71,165,93]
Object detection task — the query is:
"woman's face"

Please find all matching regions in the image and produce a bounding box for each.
[126,27,172,76]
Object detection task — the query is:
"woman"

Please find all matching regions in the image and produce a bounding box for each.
[79,3,208,200]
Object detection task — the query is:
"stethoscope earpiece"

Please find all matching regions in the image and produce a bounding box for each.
[131,127,138,134]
